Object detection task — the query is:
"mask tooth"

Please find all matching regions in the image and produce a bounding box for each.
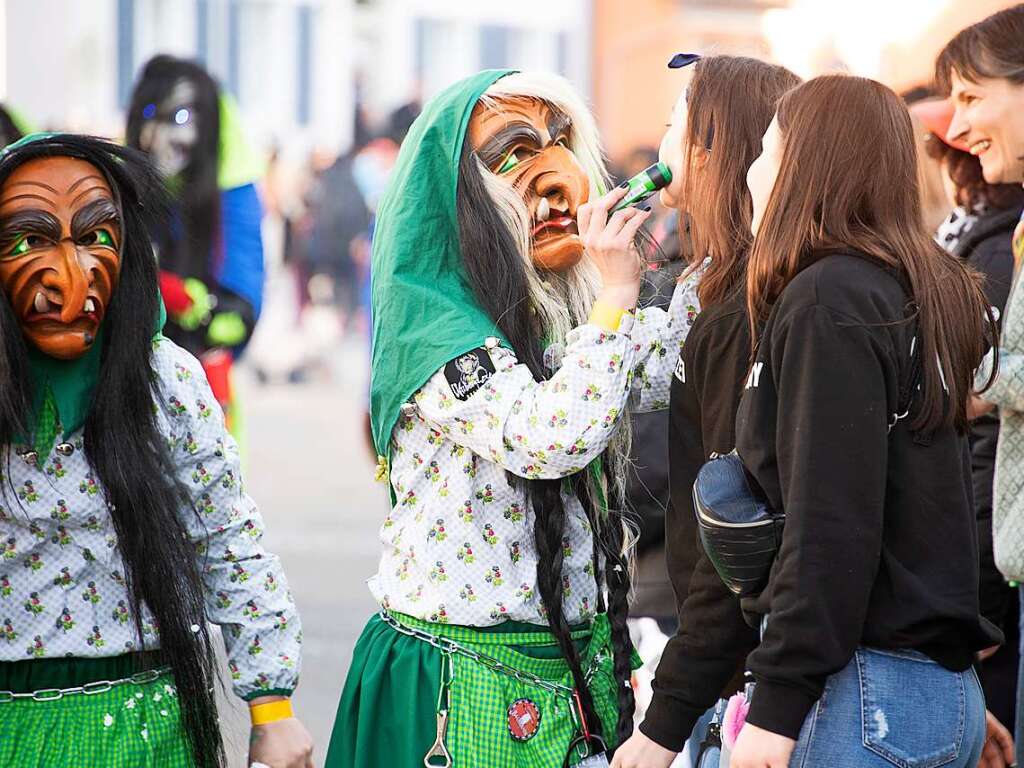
[84,297,96,313]
[34,292,50,314]
[536,198,551,222]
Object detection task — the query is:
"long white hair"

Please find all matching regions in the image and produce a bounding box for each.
[475,71,634,517]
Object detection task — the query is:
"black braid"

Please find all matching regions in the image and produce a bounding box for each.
[531,481,604,738]
[599,483,637,744]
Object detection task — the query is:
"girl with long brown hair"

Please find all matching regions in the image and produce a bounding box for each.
[726,74,999,768]
[612,54,800,768]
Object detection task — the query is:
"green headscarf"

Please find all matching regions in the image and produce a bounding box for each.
[369,69,515,459]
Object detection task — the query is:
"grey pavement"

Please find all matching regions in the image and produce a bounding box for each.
[217,337,382,767]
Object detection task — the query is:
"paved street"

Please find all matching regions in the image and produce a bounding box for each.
[218,337,382,767]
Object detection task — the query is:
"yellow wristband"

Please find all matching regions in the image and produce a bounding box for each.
[250,698,294,726]
[588,300,628,332]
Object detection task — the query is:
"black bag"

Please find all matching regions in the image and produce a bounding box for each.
[692,450,783,598]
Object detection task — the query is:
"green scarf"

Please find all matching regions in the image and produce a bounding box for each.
[369,69,515,459]
[22,302,167,463]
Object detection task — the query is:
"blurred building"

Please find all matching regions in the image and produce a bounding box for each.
[0,0,356,158]
[350,0,591,131]
[0,0,1019,164]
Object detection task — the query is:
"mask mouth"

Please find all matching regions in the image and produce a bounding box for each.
[26,291,101,325]
[532,217,578,238]
[532,197,578,237]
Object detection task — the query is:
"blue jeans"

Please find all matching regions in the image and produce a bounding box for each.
[683,648,984,767]
[789,648,985,768]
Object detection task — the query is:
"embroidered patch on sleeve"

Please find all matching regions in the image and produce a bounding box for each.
[445,349,497,401]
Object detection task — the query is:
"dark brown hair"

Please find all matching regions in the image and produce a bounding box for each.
[680,56,801,308]
[924,134,1024,211]
[935,4,1024,93]
[747,75,997,433]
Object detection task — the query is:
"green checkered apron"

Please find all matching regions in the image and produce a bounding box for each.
[326,611,631,768]
[0,654,191,767]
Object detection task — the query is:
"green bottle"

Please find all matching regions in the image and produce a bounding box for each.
[611,161,673,212]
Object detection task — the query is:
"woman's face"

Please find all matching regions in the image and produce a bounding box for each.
[947,72,1024,185]
[658,81,692,208]
[747,117,783,236]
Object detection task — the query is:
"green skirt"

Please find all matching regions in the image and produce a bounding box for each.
[326,612,628,768]
[0,654,191,767]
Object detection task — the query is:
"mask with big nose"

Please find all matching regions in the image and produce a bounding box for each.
[468,96,590,272]
[0,156,121,360]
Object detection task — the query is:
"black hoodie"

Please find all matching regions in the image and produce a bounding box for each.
[734,252,1002,739]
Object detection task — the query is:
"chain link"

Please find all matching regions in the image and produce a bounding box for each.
[380,611,605,700]
[0,666,170,703]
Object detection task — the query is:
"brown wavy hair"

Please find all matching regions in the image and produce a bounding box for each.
[747,75,997,433]
[934,4,1024,95]
[680,56,801,308]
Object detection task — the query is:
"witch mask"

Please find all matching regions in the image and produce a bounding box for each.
[138,79,200,178]
[0,156,121,360]
[468,96,590,272]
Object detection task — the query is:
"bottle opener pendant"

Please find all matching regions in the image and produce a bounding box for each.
[423,709,452,768]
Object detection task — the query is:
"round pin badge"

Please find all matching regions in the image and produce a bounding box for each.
[507,698,542,742]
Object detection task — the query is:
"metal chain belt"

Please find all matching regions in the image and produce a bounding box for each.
[0,666,170,703]
[379,611,605,699]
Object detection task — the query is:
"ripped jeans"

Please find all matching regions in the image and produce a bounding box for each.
[788,648,986,768]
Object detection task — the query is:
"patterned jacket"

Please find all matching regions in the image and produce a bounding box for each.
[371,279,700,627]
[0,337,301,700]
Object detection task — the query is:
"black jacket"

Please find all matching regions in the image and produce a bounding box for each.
[736,252,1001,739]
[641,287,759,751]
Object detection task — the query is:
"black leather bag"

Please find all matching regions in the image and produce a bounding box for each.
[692,450,783,598]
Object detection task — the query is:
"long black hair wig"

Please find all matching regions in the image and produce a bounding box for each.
[126,55,222,287]
[456,136,637,746]
[0,136,224,768]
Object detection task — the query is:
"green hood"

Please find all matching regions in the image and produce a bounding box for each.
[369,69,515,459]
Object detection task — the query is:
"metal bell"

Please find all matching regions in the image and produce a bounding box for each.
[55,442,75,457]
[19,451,38,466]
[485,337,500,350]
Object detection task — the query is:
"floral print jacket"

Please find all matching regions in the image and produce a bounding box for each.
[0,338,301,700]
[371,278,700,626]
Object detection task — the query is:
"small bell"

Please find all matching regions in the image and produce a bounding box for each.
[19,451,38,466]
[55,442,75,457]
[485,337,500,350]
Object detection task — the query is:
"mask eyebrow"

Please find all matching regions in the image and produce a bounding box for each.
[0,209,62,249]
[546,109,572,142]
[70,198,120,242]
[476,122,544,169]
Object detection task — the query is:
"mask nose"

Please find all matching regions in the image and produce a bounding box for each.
[532,146,590,218]
[40,241,91,323]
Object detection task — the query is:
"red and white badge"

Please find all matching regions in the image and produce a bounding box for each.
[507,698,542,741]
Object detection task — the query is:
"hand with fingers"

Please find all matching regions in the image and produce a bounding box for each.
[577,185,652,311]
[727,723,795,768]
[977,709,1015,768]
[248,697,315,768]
[609,729,679,768]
